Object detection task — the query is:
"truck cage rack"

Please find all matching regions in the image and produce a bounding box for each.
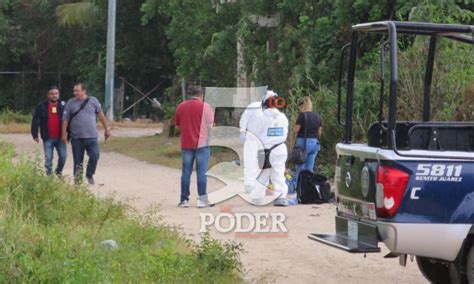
[337,21,474,160]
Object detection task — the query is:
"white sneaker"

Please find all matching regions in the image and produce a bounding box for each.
[273,198,288,207]
[196,199,212,208]
[178,200,189,208]
[245,185,254,194]
[251,198,265,206]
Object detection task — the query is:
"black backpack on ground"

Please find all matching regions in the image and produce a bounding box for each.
[297,170,333,204]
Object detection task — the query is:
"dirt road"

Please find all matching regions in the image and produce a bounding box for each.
[1,133,426,283]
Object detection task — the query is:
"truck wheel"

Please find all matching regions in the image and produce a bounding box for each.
[449,262,467,284]
[468,244,474,284]
[417,256,450,283]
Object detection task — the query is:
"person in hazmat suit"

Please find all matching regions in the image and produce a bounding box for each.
[248,90,289,206]
[239,100,263,194]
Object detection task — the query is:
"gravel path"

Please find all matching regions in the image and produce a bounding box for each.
[0,133,426,284]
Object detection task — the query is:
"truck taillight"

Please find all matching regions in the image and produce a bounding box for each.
[376,165,409,218]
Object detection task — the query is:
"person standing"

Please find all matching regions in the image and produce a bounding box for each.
[174,87,214,208]
[61,83,111,185]
[248,90,289,206]
[293,96,322,180]
[31,86,67,176]
[239,100,264,194]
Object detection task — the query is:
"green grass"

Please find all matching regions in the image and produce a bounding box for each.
[0,108,164,134]
[0,123,30,134]
[0,109,31,124]
[0,141,243,283]
[102,135,239,169]
[0,109,32,134]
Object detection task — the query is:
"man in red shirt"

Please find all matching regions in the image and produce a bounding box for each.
[31,86,67,176]
[174,87,214,208]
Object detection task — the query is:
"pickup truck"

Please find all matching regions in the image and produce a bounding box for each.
[310,21,474,284]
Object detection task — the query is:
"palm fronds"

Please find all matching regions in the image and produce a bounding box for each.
[56,1,101,26]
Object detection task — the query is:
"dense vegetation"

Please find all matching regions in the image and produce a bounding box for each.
[1,0,473,174]
[0,3,472,279]
[0,141,242,282]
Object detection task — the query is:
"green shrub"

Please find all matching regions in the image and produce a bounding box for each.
[0,141,243,283]
[0,109,32,124]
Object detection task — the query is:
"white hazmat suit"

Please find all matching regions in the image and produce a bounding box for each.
[246,91,289,204]
[239,101,263,192]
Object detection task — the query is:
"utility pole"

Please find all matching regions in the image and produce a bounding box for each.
[105,0,117,121]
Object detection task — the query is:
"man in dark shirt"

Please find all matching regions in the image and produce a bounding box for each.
[31,86,67,176]
[174,87,214,208]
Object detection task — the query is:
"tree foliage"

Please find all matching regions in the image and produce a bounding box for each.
[1,0,473,173]
[0,0,173,116]
[56,0,101,27]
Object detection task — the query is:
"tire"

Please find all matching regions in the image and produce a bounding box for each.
[449,262,467,284]
[417,256,451,284]
[468,244,474,284]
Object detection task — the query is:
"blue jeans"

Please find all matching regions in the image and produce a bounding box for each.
[295,138,320,182]
[181,146,210,202]
[43,138,67,176]
[71,138,100,179]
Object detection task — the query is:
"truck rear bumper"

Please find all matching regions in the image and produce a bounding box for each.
[310,216,471,261]
[309,216,381,253]
[308,233,380,253]
[377,222,471,261]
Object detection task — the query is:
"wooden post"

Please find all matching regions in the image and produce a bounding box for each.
[21,68,25,109]
[133,90,138,120]
[115,81,124,121]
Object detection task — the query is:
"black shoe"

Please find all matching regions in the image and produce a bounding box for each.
[178,200,190,208]
[86,177,95,185]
